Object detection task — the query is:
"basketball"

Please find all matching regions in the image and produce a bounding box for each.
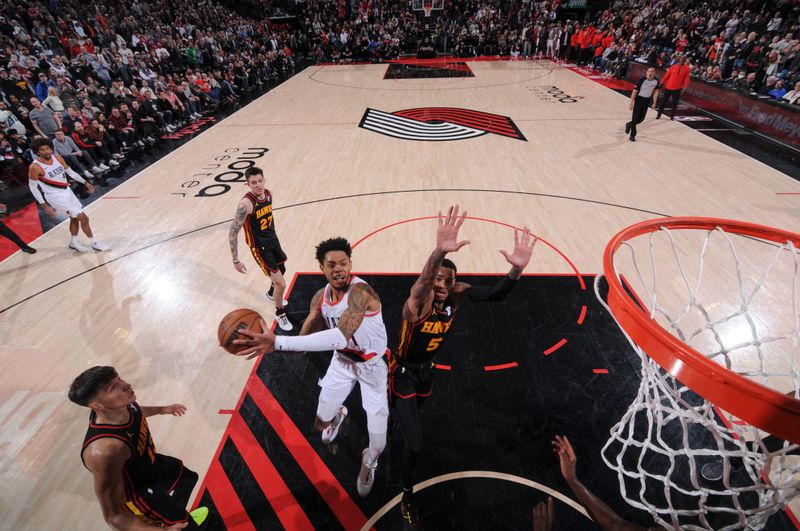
[218,309,264,354]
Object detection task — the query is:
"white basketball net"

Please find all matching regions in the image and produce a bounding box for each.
[596,225,800,530]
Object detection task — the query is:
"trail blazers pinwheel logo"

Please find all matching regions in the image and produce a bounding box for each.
[359,107,527,142]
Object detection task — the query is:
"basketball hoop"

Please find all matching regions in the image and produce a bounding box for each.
[422,0,433,17]
[596,217,800,530]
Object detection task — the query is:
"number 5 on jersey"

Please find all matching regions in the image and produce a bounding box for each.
[426,337,443,352]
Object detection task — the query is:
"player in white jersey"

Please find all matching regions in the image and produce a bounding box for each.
[27,137,109,253]
[234,237,389,497]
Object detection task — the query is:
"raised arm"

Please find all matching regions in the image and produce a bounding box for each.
[552,435,653,531]
[455,227,537,304]
[229,199,251,274]
[404,204,469,322]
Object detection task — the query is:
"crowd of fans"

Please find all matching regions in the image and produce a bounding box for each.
[574,0,800,104]
[1,0,798,186]
[288,0,799,107]
[0,0,297,186]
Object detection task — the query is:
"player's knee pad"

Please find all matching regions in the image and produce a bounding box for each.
[316,400,341,423]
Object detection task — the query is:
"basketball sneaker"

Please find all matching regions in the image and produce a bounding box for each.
[321,406,347,444]
[401,495,423,530]
[189,506,210,528]
[92,241,110,251]
[266,286,290,305]
[69,241,90,253]
[356,448,378,497]
[275,313,293,331]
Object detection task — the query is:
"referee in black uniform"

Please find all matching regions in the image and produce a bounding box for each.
[625,66,660,142]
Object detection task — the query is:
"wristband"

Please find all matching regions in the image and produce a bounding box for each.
[274,328,347,353]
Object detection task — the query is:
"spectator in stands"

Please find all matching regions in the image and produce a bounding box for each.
[782,81,800,105]
[43,86,65,116]
[128,100,159,143]
[35,72,56,102]
[28,97,61,139]
[177,82,202,119]
[62,106,84,135]
[72,122,119,169]
[107,106,140,149]
[6,130,30,163]
[81,99,100,121]
[86,118,123,161]
[0,101,26,138]
[141,89,175,133]
[768,79,787,100]
[52,128,103,181]
[157,89,187,124]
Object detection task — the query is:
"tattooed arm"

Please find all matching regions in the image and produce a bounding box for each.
[233,285,381,358]
[300,289,326,336]
[229,199,251,274]
[336,283,381,341]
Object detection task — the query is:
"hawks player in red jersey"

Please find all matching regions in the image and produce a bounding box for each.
[69,366,208,530]
[228,166,292,331]
[393,205,537,530]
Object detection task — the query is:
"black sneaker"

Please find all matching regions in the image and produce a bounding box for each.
[21,246,37,254]
[625,122,631,134]
[401,496,423,530]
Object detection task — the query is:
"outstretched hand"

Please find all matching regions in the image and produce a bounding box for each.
[499,227,537,271]
[552,435,577,483]
[532,497,555,531]
[162,404,187,416]
[232,319,275,359]
[436,204,470,254]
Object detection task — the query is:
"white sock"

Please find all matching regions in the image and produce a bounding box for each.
[70,235,78,245]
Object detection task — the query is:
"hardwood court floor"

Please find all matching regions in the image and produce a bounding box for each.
[0,60,798,530]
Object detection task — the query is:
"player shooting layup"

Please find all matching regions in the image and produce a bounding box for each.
[234,236,390,497]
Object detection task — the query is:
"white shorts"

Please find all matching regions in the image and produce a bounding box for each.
[43,186,83,218]
[318,353,388,418]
